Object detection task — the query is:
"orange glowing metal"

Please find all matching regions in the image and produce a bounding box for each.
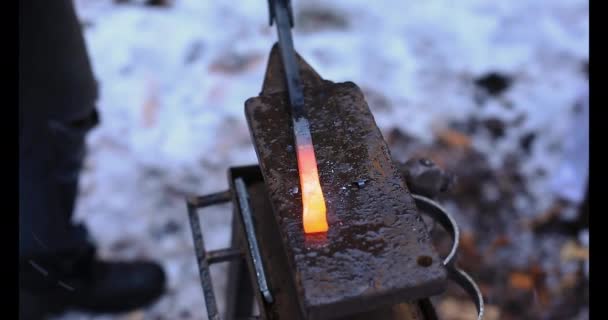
[297,143,328,234]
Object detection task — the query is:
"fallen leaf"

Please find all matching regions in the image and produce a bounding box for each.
[492,234,511,247]
[528,263,546,282]
[460,232,479,259]
[437,129,471,149]
[560,241,589,261]
[479,283,493,297]
[485,234,512,256]
[559,272,580,291]
[509,272,534,290]
[536,286,552,308]
[528,201,564,229]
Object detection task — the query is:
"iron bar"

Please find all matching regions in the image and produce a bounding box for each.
[187,200,221,320]
[207,248,243,264]
[187,190,232,208]
[235,178,274,304]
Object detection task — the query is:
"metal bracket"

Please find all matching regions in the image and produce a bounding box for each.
[186,186,273,320]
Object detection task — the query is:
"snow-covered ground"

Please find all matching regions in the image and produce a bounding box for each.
[57,0,588,319]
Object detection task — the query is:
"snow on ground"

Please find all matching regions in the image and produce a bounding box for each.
[56,0,588,319]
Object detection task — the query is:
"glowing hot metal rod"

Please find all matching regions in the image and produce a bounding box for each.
[294,118,328,233]
[269,0,328,233]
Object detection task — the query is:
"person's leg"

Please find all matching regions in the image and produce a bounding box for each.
[19,0,101,284]
[19,100,99,290]
[19,101,98,258]
[19,0,165,317]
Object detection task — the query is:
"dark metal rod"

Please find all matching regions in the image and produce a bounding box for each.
[187,202,221,320]
[187,190,232,208]
[271,0,318,156]
[207,248,243,264]
[234,178,274,304]
[271,0,304,116]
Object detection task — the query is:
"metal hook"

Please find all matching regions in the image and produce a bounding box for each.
[412,194,484,320]
[412,194,459,267]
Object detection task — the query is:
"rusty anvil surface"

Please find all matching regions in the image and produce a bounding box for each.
[244,45,447,320]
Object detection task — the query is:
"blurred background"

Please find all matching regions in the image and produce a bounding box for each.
[59,0,588,319]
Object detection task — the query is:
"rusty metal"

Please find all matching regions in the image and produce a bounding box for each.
[244,47,447,320]
[184,165,438,320]
[186,193,232,320]
[183,2,482,319]
[184,49,483,320]
[184,32,481,320]
[185,164,486,320]
[230,166,437,320]
[184,180,273,320]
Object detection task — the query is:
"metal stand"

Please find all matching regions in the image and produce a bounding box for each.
[185,168,271,320]
[185,165,484,320]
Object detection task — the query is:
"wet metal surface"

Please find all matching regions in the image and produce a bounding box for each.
[244,168,433,320]
[244,47,447,319]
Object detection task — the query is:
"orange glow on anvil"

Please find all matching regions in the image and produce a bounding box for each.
[297,143,328,234]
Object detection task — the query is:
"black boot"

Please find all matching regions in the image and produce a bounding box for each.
[19,245,166,319]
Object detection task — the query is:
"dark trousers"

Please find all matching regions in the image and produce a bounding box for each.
[19,0,99,263]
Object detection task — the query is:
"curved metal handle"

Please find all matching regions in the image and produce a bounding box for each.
[412,194,459,267]
[447,266,485,320]
[412,194,484,320]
